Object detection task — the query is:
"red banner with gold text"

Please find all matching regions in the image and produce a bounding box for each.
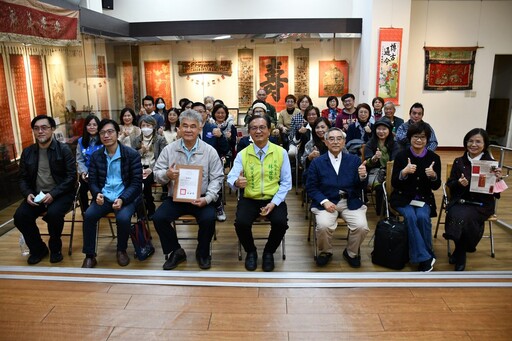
[10,54,33,149]
[29,55,47,116]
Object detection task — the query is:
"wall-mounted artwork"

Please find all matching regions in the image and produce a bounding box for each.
[318,60,348,97]
[424,47,477,90]
[259,56,289,112]
[294,47,309,98]
[144,60,172,107]
[0,54,16,159]
[238,49,253,108]
[376,28,402,104]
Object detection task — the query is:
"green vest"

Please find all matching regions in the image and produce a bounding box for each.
[241,143,283,200]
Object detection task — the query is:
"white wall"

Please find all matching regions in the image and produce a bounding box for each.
[405,0,512,147]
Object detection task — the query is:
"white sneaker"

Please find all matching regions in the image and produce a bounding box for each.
[216,205,226,222]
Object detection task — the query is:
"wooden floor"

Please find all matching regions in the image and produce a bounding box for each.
[0,150,511,340]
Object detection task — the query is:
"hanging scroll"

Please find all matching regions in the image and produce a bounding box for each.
[29,55,47,116]
[294,47,309,98]
[376,28,402,104]
[0,54,16,159]
[10,55,32,149]
[122,61,135,108]
[259,56,288,112]
[238,49,253,108]
[144,60,172,108]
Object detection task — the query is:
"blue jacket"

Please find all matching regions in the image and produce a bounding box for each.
[88,143,142,204]
[306,152,367,210]
[202,122,229,157]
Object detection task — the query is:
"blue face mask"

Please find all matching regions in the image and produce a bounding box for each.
[156,103,165,110]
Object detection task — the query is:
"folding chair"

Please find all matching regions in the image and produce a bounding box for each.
[170,214,215,258]
[237,215,286,260]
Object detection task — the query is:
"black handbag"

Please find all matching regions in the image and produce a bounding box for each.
[130,219,155,261]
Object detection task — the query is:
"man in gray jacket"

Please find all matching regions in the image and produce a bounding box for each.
[152,109,224,270]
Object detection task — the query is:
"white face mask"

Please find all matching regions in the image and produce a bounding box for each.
[156,103,165,110]
[141,127,153,137]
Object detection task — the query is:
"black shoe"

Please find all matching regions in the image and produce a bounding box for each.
[81,256,97,268]
[316,252,333,267]
[454,252,466,271]
[245,251,258,271]
[196,250,211,270]
[449,255,456,265]
[262,252,275,272]
[163,248,187,270]
[343,249,361,268]
[418,257,436,272]
[50,251,63,264]
[27,247,49,265]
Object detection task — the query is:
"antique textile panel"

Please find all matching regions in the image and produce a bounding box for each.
[424,47,477,91]
[144,60,172,108]
[259,56,289,112]
[9,54,32,149]
[47,63,66,124]
[122,61,135,109]
[294,47,309,99]
[376,28,402,104]
[238,49,253,108]
[318,60,348,97]
[0,54,16,159]
[29,55,47,116]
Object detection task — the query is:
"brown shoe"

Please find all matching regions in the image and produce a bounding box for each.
[117,250,130,267]
[82,256,97,268]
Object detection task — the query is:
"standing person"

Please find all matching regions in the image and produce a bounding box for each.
[346,103,373,144]
[395,102,438,151]
[382,101,404,134]
[76,114,102,213]
[306,127,369,267]
[227,115,292,272]
[335,93,357,132]
[14,115,76,264]
[390,121,441,272]
[119,107,141,147]
[276,94,300,135]
[363,118,400,215]
[163,107,180,144]
[444,128,502,271]
[212,103,237,167]
[152,109,224,270]
[131,115,167,219]
[155,97,168,124]
[141,95,164,129]
[81,119,142,268]
[321,95,342,127]
[370,96,385,123]
[256,88,277,124]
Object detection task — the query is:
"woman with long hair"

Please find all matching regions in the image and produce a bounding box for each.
[163,107,180,144]
[119,107,141,147]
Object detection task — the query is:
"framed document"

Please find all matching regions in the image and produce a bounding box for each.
[173,165,203,202]
[470,160,499,194]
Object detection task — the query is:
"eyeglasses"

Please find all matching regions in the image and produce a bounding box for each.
[412,135,427,141]
[32,125,51,132]
[327,136,344,142]
[249,125,268,132]
[99,129,116,136]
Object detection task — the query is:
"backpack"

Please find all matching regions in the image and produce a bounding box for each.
[371,217,409,270]
[130,219,155,261]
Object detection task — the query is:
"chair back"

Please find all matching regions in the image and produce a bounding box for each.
[385,160,394,198]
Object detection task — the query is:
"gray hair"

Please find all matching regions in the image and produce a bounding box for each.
[138,115,157,127]
[384,101,395,110]
[179,109,203,126]
[324,127,346,140]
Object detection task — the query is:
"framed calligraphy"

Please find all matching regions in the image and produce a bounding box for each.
[376,28,402,105]
[259,56,289,112]
[318,60,348,97]
[424,47,477,91]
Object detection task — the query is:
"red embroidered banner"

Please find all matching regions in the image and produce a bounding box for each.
[0,54,16,159]
[29,55,47,116]
[0,0,79,45]
[144,61,172,108]
[10,54,32,149]
[376,28,403,105]
[318,60,348,97]
[123,61,135,108]
[259,56,289,112]
[424,47,477,90]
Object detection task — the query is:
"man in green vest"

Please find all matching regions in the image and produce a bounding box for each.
[227,115,292,272]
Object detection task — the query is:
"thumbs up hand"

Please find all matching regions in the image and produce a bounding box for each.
[459,173,469,187]
[166,163,179,181]
[358,160,368,178]
[425,161,437,179]
[372,148,382,162]
[403,158,417,176]
[236,170,247,188]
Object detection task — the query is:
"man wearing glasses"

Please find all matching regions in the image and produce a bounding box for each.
[306,127,369,268]
[81,119,142,268]
[14,115,76,264]
[227,115,292,272]
[395,102,438,151]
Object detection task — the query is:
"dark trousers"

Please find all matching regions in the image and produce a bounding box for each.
[14,192,74,255]
[82,197,139,255]
[235,197,289,254]
[142,172,155,215]
[152,197,215,258]
[79,177,91,212]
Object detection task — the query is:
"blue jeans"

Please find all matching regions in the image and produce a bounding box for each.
[82,198,139,255]
[396,204,434,263]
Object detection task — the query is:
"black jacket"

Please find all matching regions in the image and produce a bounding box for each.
[88,143,142,204]
[18,139,76,199]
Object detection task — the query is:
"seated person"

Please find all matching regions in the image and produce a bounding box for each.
[81,119,142,268]
[390,121,441,272]
[395,102,438,151]
[382,101,404,134]
[306,127,369,268]
[301,117,330,183]
[227,115,292,272]
[14,115,76,264]
[294,105,320,162]
[346,103,373,144]
[152,109,224,270]
[321,95,342,127]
